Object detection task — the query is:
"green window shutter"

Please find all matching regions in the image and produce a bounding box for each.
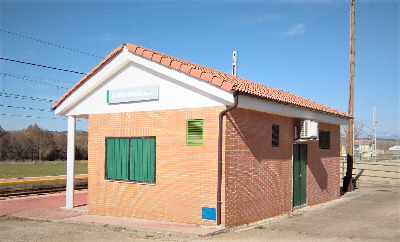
[106,139,129,180]
[131,139,140,181]
[106,139,115,179]
[319,131,330,149]
[144,138,155,182]
[187,119,204,146]
[130,138,155,182]
[272,124,279,147]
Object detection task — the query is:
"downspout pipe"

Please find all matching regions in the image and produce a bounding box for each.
[217,90,239,226]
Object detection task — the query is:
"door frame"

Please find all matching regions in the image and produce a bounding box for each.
[293,144,307,208]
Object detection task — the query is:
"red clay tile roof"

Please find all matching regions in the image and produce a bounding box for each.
[53,43,350,118]
[354,140,372,146]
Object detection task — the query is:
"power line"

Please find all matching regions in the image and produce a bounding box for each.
[355,120,396,137]
[0,29,103,59]
[356,117,398,137]
[1,113,61,120]
[0,57,86,75]
[0,113,87,122]
[0,92,56,102]
[0,104,52,112]
[1,72,74,84]
[1,73,69,89]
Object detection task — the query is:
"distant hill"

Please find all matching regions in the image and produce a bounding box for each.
[377,139,398,151]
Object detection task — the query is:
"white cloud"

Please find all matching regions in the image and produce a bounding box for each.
[98,33,114,42]
[283,23,306,36]
[229,13,286,26]
[279,0,333,4]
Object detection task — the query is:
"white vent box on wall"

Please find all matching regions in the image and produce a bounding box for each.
[300,120,319,139]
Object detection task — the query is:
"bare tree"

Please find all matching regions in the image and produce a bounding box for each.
[0,124,87,161]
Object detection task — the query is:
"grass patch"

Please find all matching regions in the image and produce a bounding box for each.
[0,161,88,179]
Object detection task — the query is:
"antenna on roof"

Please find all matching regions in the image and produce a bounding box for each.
[232,51,238,76]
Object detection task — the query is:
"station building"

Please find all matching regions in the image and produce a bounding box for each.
[53,43,350,227]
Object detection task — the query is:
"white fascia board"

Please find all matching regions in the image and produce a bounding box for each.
[238,95,349,125]
[55,48,234,116]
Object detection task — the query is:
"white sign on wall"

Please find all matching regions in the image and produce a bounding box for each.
[107,85,159,104]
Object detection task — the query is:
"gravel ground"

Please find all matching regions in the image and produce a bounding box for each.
[1,180,399,241]
[0,216,192,242]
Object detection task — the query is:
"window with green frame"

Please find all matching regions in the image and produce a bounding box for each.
[106,137,155,183]
[319,131,330,149]
[272,124,279,147]
[187,119,204,145]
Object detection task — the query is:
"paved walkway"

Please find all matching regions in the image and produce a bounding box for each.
[0,190,224,236]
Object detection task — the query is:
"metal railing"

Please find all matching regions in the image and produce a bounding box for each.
[350,154,400,162]
[341,161,400,180]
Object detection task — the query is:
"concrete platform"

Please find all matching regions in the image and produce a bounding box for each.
[0,190,225,237]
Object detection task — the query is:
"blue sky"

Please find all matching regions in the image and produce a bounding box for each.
[0,0,399,139]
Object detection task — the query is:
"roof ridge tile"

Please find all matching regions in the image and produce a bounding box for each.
[189,68,202,78]
[152,53,162,63]
[200,72,213,82]
[179,64,192,74]
[160,56,173,66]
[142,50,154,59]
[211,77,223,86]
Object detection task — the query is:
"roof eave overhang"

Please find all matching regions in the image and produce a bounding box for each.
[237,92,350,125]
[52,45,125,111]
[53,45,235,117]
[53,42,352,124]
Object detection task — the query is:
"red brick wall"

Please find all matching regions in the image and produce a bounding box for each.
[224,108,341,226]
[87,105,341,227]
[87,107,224,225]
[224,108,294,226]
[306,123,341,206]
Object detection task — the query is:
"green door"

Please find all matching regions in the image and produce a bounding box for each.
[293,144,307,207]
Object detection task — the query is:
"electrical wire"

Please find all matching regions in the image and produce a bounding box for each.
[1,113,62,120]
[355,117,398,137]
[0,104,52,112]
[0,94,88,123]
[0,57,86,75]
[0,29,103,59]
[0,113,87,122]
[1,73,69,89]
[0,72,74,84]
[0,92,56,102]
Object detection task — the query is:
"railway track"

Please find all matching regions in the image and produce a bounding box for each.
[0,175,87,197]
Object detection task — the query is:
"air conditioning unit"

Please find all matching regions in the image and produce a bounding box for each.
[300,120,319,139]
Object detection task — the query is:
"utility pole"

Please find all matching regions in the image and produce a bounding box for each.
[373,107,377,157]
[359,120,363,161]
[397,138,399,161]
[343,0,355,193]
